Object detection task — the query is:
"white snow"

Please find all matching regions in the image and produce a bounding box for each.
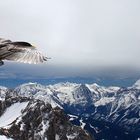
[68,114,78,121]
[40,120,49,136]
[89,124,100,133]
[86,83,100,94]
[55,134,60,140]
[0,102,29,128]
[52,83,77,105]
[20,123,25,131]
[68,114,78,118]
[80,119,86,129]
[67,133,78,140]
[105,86,120,93]
[87,84,119,94]
[95,97,115,107]
[0,135,14,140]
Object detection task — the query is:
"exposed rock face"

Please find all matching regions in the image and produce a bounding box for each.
[0,91,92,140]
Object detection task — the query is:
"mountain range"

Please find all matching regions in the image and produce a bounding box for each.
[0,80,140,140]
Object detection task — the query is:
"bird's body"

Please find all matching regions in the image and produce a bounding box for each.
[0,38,48,66]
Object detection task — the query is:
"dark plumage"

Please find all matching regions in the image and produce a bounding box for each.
[11,42,32,47]
[0,38,48,66]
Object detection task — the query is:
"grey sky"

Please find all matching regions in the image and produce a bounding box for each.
[0,0,140,77]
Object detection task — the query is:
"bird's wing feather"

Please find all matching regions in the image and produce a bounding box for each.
[4,46,47,64]
[0,38,12,44]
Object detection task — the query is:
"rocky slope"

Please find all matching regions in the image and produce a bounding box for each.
[0,89,92,140]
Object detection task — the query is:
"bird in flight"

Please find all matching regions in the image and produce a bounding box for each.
[0,38,49,66]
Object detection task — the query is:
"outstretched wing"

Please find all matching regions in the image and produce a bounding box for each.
[4,44,48,64]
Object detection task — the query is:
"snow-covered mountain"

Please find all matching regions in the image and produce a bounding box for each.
[13,82,120,109]
[0,87,92,140]
[0,80,140,140]
[132,79,140,89]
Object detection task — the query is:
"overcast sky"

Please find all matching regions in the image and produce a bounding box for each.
[0,0,140,78]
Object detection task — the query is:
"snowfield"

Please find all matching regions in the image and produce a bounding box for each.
[0,102,29,128]
[0,135,14,140]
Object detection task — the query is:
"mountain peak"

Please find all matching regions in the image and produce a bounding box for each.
[132,79,140,89]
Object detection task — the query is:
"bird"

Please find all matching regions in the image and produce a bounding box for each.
[0,38,49,66]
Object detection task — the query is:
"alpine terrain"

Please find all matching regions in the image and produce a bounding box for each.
[0,80,140,140]
[0,86,92,140]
